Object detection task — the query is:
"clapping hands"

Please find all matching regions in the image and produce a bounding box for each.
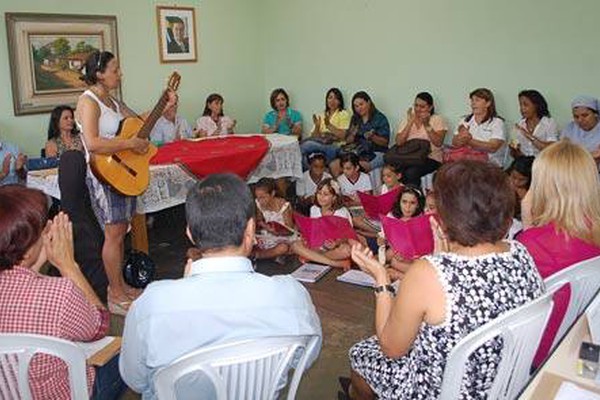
[350,242,388,282]
[42,212,78,275]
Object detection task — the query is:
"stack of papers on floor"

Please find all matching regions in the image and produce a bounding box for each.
[336,270,376,287]
[337,270,400,291]
[291,263,331,283]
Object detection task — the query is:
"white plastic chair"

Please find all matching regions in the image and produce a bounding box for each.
[544,255,600,351]
[153,335,319,400]
[0,333,88,400]
[439,291,554,400]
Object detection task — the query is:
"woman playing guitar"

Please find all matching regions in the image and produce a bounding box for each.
[75,50,177,315]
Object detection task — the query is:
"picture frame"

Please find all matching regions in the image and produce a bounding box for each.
[5,13,121,116]
[156,5,198,63]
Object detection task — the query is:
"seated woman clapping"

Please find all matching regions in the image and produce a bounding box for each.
[194,93,236,138]
[300,88,351,173]
[451,88,507,166]
[342,160,543,400]
[0,185,125,400]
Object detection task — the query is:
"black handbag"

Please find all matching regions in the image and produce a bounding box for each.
[123,251,156,288]
[384,139,431,169]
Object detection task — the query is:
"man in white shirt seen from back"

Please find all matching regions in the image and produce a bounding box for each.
[120,173,322,399]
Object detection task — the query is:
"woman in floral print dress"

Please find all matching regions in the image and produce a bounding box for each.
[345,160,544,400]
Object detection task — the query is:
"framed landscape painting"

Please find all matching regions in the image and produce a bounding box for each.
[5,13,120,116]
[156,6,198,63]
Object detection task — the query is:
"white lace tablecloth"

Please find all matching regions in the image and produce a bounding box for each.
[246,133,302,183]
[27,134,302,213]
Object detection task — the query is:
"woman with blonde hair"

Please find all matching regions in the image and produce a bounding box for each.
[519,139,600,367]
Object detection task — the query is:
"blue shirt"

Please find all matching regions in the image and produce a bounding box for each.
[263,108,303,135]
[0,141,23,185]
[561,121,600,153]
[119,256,322,400]
[353,110,390,154]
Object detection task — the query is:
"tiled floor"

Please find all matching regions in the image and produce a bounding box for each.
[114,205,375,399]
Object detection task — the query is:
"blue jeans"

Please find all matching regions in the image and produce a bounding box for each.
[92,354,127,400]
[367,152,386,170]
[300,140,340,170]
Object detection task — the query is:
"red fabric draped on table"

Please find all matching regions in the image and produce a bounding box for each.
[150,136,270,179]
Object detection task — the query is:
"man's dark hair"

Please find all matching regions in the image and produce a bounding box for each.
[186,174,255,251]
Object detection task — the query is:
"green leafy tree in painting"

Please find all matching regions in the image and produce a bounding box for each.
[52,38,71,69]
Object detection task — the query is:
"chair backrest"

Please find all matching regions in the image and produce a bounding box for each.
[439,292,553,400]
[544,255,600,351]
[153,335,319,400]
[0,333,88,400]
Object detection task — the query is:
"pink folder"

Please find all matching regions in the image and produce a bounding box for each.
[381,214,434,260]
[357,187,401,220]
[294,213,358,249]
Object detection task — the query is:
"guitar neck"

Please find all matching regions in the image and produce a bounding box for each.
[137,91,169,139]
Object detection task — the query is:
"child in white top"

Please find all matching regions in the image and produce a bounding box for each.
[336,153,372,208]
[291,178,356,269]
[296,153,332,213]
[194,93,236,137]
[253,178,295,261]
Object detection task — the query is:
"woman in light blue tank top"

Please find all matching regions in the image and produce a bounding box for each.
[75,51,177,316]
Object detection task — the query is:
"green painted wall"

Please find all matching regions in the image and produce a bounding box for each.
[3,0,599,155]
[0,0,264,155]
[261,0,600,140]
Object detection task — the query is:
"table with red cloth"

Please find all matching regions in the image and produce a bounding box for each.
[27,134,303,214]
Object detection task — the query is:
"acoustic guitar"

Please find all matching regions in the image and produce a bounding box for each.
[90,72,181,196]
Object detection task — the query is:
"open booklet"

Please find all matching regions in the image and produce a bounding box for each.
[294,213,358,249]
[264,221,296,236]
[357,187,401,220]
[291,263,331,283]
[336,270,400,291]
[74,336,121,367]
[381,214,434,260]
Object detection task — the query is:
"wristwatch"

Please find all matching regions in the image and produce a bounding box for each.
[373,284,395,295]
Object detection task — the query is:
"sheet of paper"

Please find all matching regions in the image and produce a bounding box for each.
[554,381,600,400]
[291,263,331,283]
[75,336,116,359]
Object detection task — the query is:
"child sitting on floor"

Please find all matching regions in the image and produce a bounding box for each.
[337,153,372,209]
[254,177,296,262]
[352,163,403,237]
[378,185,426,280]
[291,178,356,269]
[296,152,332,215]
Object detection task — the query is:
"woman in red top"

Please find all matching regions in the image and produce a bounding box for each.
[518,139,600,367]
[0,185,124,399]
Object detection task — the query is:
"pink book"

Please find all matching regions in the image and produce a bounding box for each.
[357,187,401,220]
[381,214,434,260]
[294,213,358,249]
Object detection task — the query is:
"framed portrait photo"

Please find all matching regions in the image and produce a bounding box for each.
[156,6,198,63]
[5,13,121,116]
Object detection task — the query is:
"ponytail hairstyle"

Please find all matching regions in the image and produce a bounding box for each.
[80,50,115,85]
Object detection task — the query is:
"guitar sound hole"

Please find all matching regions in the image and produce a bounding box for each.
[111,154,138,177]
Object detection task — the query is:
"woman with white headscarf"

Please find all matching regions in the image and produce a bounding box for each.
[561,95,600,161]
